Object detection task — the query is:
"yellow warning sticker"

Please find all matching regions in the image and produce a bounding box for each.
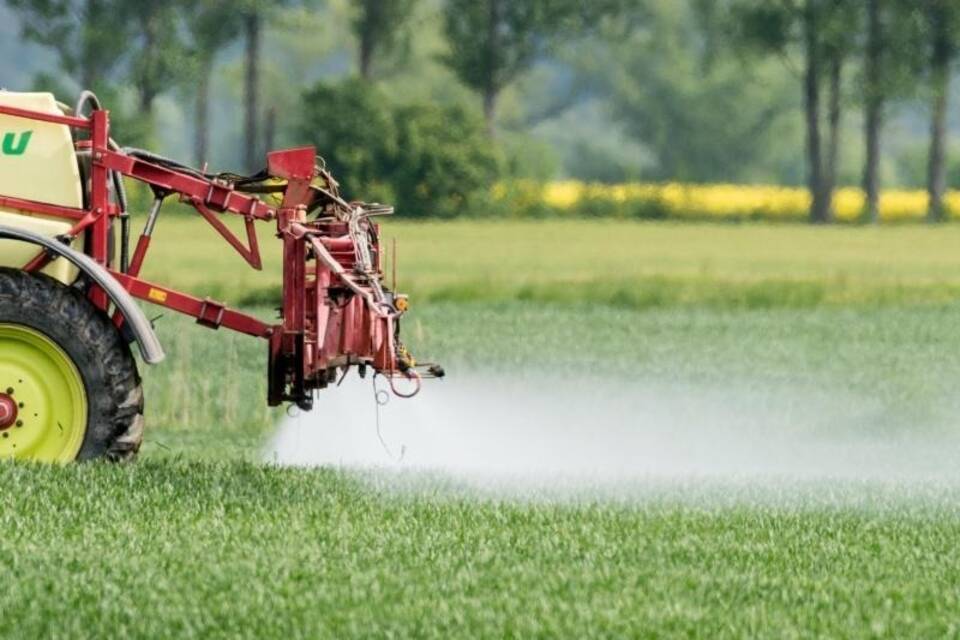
[148,288,168,303]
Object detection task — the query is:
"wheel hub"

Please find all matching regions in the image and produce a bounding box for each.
[0,324,87,461]
[0,394,16,430]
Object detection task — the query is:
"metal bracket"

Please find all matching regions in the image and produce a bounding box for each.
[197,298,226,330]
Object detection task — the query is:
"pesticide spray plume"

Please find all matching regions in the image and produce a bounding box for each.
[266,370,960,502]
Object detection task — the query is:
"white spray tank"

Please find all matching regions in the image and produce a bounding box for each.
[0,91,84,283]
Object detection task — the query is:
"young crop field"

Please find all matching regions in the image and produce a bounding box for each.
[9,218,960,638]
[145,216,960,307]
[6,462,960,638]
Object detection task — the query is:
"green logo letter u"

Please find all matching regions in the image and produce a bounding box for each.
[3,131,32,156]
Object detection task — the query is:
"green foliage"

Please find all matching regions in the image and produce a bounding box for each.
[298,79,498,217]
[728,0,865,63]
[299,78,399,202]
[499,133,561,181]
[562,138,642,184]
[28,71,153,148]
[9,0,189,133]
[441,0,544,101]
[5,0,960,200]
[180,0,244,66]
[594,2,799,183]
[123,1,186,112]
[440,0,627,131]
[95,87,155,148]
[351,0,418,78]
[391,102,501,217]
[6,0,130,89]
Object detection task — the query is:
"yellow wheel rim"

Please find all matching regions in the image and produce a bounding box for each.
[0,324,87,462]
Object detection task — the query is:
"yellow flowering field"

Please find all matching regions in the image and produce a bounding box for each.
[494,181,960,222]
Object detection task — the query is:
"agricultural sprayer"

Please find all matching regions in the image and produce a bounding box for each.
[0,91,440,462]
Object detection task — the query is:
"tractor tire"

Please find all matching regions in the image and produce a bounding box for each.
[0,268,144,462]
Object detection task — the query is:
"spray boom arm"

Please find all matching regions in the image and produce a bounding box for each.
[2,101,439,411]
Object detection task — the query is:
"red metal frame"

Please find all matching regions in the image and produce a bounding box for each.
[1,102,423,410]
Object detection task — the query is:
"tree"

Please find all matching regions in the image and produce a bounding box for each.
[819,1,858,220]
[858,0,924,223]
[237,0,306,171]
[6,0,168,145]
[299,79,399,200]
[11,0,185,140]
[732,0,855,223]
[298,79,498,217]
[925,1,960,222]
[180,0,243,165]
[242,3,265,171]
[7,0,129,91]
[442,0,541,135]
[597,1,798,184]
[441,0,624,135]
[123,0,184,117]
[861,0,882,223]
[351,0,418,80]
[801,0,829,222]
[391,102,500,217]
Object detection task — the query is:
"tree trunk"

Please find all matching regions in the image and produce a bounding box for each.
[803,2,828,224]
[136,11,159,117]
[927,6,951,223]
[482,0,500,136]
[244,12,262,172]
[80,0,101,90]
[482,88,497,137]
[194,55,213,167]
[863,0,882,224]
[359,39,374,79]
[264,105,277,155]
[824,55,842,223]
[359,2,375,81]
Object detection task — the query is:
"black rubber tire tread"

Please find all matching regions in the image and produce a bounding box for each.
[0,268,144,461]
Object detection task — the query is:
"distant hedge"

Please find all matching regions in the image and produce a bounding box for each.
[298,79,499,218]
[488,181,960,223]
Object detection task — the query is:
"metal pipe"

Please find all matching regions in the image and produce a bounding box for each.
[143,197,164,237]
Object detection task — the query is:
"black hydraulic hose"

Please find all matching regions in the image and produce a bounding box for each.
[74,90,102,117]
[123,147,209,180]
[111,167,128,212]
[120,214,130,273]
[123,147,272,187]
[112,169,129,272]
[71,90,132,272]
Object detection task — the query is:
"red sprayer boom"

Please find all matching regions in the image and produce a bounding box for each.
[0,94,441,413]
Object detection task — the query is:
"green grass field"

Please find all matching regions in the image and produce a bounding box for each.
[7,463,960,638]
[145,217,960,308]
[10,217,960,638]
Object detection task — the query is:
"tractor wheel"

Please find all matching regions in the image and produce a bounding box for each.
[0,268,144,462]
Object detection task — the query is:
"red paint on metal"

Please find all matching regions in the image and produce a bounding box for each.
[87,109,110,310]
[0,394,17,430]
[110,272,274,339]
[99,151,275,220]
[127,234,152,278]
[3,101,422,411]
[189,199,263,270]
[267,147,316,180]
[0,196,87,221]
[0,103,90,129]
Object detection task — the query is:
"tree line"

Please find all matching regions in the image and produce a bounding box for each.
[6,0,960,223]
[728,0,960,223]
[7,0,619,159]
